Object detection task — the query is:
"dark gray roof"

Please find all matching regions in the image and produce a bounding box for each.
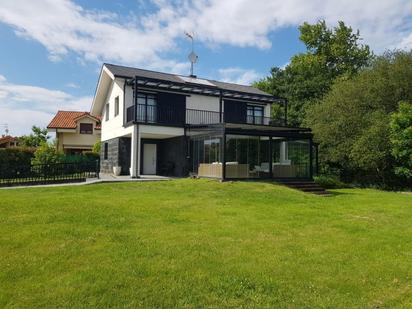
[104,63,273,97]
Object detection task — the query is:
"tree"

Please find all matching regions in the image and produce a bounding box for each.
[20,126,49,148]
[31,141,61,165]
[390,101,412,178]
[305,51,412,186]
[255,20,372,126]
[92,141,101,154]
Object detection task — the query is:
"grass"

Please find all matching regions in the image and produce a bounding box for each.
[1,179,411,308]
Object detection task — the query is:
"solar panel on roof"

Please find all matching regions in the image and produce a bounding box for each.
[177,76,216,87]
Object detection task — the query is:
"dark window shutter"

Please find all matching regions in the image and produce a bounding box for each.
[224,100,247,123]
[157,92,186,125]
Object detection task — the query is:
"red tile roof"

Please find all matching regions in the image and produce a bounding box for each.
[0,135,18,145]
[47,111,101,129]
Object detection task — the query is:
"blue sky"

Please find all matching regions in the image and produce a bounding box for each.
[0,0,411,135]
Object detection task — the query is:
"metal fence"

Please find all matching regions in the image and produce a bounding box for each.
[0,160,100,187]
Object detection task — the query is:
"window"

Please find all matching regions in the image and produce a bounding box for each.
[105,103,110,121]
[79,123,93,134]
[191,135,222,178]
[114,96,119,116]
[225,135,270,179]
[104,143,108,160]
[137,93,157,122]
[247,105,264,124]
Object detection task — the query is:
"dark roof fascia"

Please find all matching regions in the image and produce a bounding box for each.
[225,127,313,138]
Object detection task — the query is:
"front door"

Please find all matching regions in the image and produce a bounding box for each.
[143,143,157,174]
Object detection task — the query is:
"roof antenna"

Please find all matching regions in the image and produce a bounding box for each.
[0,123,9,137]
[185,31,198,78]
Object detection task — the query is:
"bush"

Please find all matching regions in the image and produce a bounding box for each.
[83,151,100,160]
[314,175,347,189]
[31,142,61,165]
[0,147,35,168]
[92,141,101,154]
[60,152,99,164]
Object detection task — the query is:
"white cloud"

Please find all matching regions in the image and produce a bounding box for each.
[0,74,92,136]
[218,68,261,85]
[0,0,411,74]
[0,0,189,73]
[65,82,80,89]
[136,0,412,52]
[397,32,412,50]
[0,1,411,135]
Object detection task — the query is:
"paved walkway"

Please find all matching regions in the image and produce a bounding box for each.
[0,174,172,189]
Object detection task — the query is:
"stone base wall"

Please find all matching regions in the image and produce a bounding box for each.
[100,138,118,174]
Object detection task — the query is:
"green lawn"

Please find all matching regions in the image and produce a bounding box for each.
[1,180,411,308]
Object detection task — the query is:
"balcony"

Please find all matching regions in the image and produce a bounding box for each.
[126,104,222,126]
[126,104,286,127]
[126,104,186,125]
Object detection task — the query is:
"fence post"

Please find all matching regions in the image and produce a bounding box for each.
[96,159,100,179]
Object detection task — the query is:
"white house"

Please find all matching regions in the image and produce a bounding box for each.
[90,63,315,180]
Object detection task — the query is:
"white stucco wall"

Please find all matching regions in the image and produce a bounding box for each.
[124,85,134,110]
[186,94,220,112]
[139,124,184,138]
[264,103,271,118]
[101,78,134,141]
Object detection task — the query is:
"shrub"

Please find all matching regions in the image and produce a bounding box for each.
[0,147,35,168]
[92,141,101,154]
[314,175,347,189]
[31,142,61,165]
[389,101,412,179]
[83,151,100,160]
[60,152,99,164]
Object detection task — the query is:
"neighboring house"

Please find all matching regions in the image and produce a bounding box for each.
[0,135,19,148]
[90,63,316,180]
[47,111,101,154]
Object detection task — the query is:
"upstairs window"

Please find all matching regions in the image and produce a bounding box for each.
[115,96,119,116]
[247,105,264,124]
[105,103,110,121]
[80,123,93,134]
[137,93,157,122]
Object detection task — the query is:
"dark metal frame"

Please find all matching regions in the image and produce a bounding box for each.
[126,75,281,104]
[0,161,100,187]
[187,123,314,181]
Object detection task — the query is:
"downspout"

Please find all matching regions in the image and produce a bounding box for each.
[269,136,273,178]
[123,78,126,126]
[219,90,223,123]
[222,126,226,181]
[134,76,138,123]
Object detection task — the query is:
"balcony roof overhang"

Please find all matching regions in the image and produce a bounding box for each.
[187,123,313,138]
[126,76,282,104]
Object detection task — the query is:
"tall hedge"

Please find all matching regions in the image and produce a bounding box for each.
[0,147,35,168]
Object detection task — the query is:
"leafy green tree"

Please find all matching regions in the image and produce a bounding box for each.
[92,141,101,154]
[255,20,372,126]
[305,51,412,186]
[20,126,49,148]
[390,102,412,178]
[31,141,61,165]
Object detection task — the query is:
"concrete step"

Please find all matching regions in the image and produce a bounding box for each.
[276,179,329,195]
